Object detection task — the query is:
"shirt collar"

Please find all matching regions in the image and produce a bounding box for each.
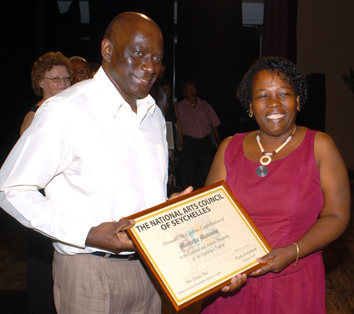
[95,67,157,118]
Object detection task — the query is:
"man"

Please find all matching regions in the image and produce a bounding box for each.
[0,12,190,313]
[177,82,221,190]
[149,63,167,112]
[89,61,101,76]
[69,56,93,84]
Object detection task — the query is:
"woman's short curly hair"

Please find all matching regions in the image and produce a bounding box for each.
[236,56,308,112]
[31,51,74,96]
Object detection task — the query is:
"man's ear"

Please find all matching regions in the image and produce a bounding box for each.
[101,38,113,63]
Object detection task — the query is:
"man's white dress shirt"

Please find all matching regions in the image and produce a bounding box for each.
[0,68,168,255]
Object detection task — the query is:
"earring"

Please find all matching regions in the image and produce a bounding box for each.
[297,107,300,112]
[249,112,253,118]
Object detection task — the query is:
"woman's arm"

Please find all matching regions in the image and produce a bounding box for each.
[252,132,351,275]
[20,112,35,136]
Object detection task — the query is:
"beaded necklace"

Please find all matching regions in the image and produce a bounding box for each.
[255,125,296,177]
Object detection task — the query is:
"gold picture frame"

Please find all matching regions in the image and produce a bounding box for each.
[126,181,272,311]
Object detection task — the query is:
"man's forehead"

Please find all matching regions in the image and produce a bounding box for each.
[117,24,163,52]
[119,15,156,34]
[72,60,88,66]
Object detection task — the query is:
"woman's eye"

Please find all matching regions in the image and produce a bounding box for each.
[134,51,143,57]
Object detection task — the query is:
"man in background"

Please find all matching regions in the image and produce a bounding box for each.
[150,63,167,112]
[89,61,101,76]
[69,56,93,84]
[177,81,221,190]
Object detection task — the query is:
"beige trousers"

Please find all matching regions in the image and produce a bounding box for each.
[53,250,161,314]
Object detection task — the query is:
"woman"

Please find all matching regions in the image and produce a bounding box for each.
[21,51,72,314]
[201,56,350,313]
[20,51,73,135]
[162,81,183,148]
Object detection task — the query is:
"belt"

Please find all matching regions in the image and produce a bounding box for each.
[91,251,140,260]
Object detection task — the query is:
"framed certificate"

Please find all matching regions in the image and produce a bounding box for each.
[125,181,272,311]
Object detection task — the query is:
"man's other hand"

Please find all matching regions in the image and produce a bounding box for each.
[85,219,135,253]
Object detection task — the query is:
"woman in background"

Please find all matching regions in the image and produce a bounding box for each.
[161,81,183,195]
[21,51,72,314]
[20,51,73,135]
[201,56,350,314]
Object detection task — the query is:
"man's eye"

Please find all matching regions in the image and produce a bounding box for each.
[154,56,162,62]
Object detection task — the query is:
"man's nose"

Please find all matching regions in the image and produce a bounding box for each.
[141,56,156,74]
[83,70,92,79]
[87,71,93,79]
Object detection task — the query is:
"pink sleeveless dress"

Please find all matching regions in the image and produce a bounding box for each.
[201,129,326,314]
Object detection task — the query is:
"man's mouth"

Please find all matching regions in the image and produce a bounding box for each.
[133,75,152,85]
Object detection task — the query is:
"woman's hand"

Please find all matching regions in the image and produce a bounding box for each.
[250,245,297,276]
[221,273,247,293]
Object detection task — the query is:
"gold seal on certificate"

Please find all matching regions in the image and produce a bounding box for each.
[125,181,272,311]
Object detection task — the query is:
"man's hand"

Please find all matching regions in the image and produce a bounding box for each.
[85,219,135,253]
[168,186,193,201]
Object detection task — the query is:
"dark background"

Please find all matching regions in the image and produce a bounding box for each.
[0,0,301,166]
[0,0,263,166]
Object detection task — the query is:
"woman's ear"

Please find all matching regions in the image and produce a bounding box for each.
[101,38,113,63]
[38,79,44,89]
[296,96,300,112]
[249,103,254,117]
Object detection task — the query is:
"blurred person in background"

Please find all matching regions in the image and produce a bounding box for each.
[89,61,101,76]
[20,51,73,313]
[177,81,221,190]
[150,63,167,112]
[20,51,73,136]
[69,56,93,84]
[161,81,183,194]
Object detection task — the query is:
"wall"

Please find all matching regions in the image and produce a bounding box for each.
[297,0,354,170]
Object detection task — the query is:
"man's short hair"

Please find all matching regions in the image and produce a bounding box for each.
[182,81,196,93]
[103,15,129,46]
[69,56,88,62]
